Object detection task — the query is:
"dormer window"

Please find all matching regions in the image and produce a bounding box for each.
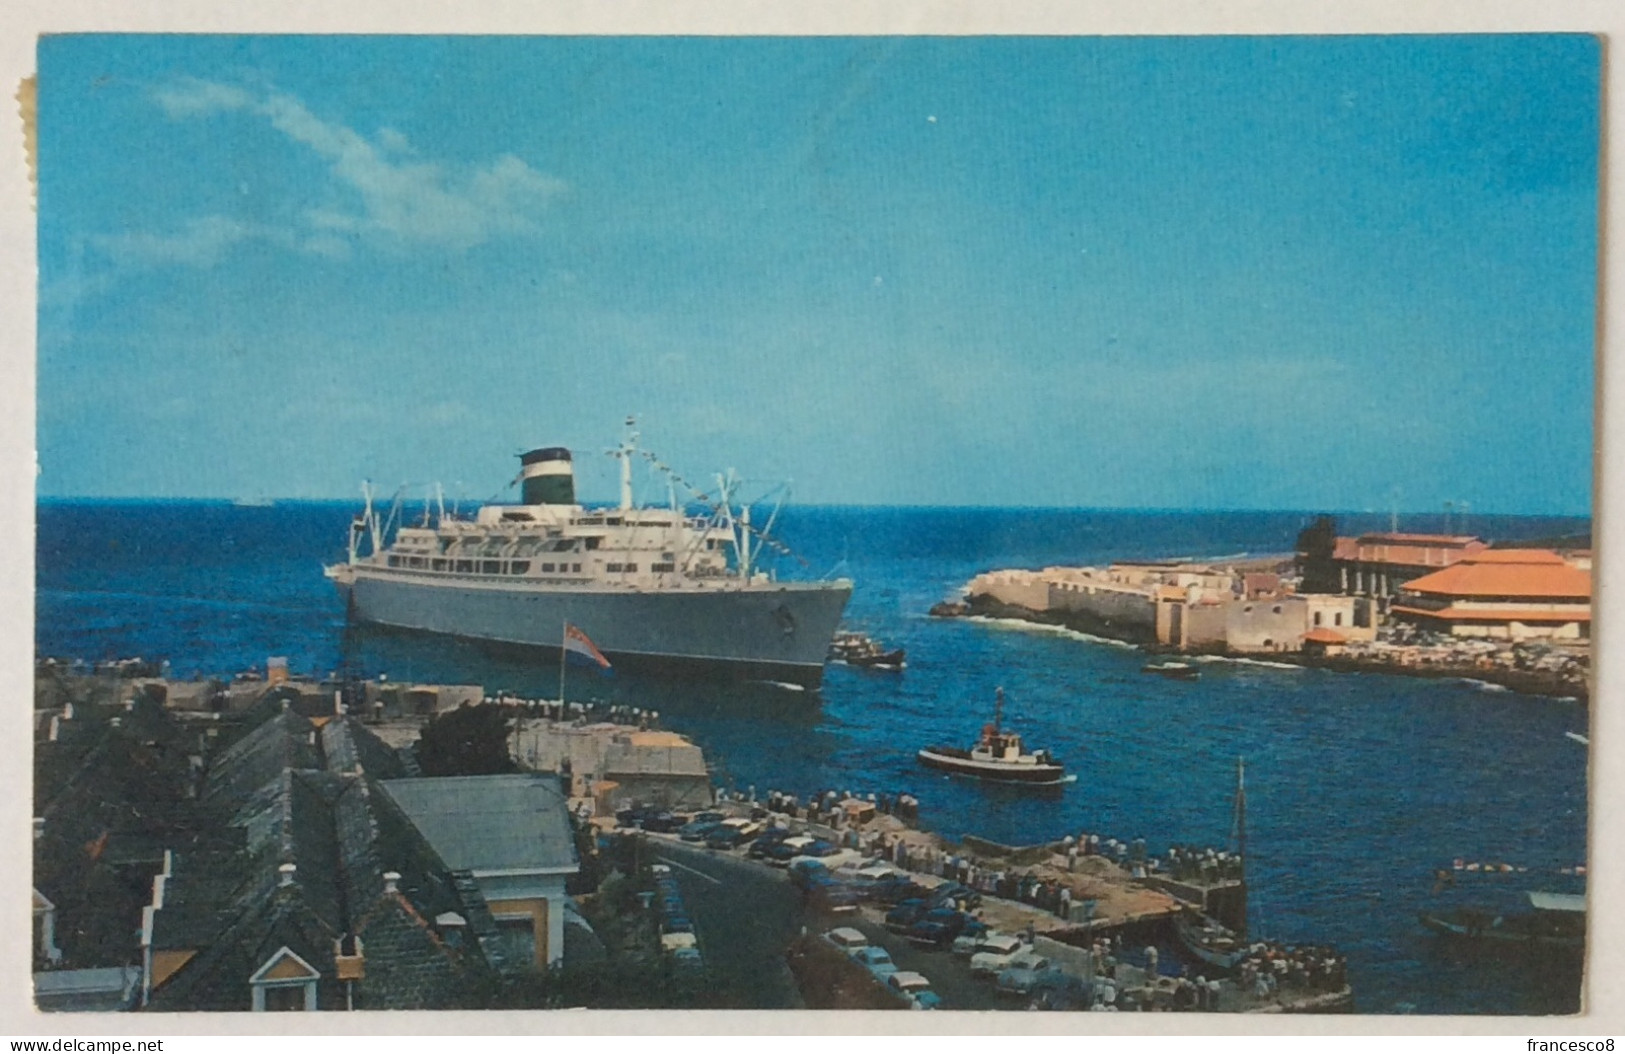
[249,946,319,1011]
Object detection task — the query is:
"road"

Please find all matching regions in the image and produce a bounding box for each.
[843,912,1015,1011]
[651,836,1012,1010]
[652,840,805,1008]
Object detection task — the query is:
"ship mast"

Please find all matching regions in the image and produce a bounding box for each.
[1234,755,1249,938]
[993,686,1004,734]
[1234,755,1247,877]
[613,416,639,511]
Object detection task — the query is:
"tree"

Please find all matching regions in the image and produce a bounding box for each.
[414,704,517,776]
[1295,515,1341,594]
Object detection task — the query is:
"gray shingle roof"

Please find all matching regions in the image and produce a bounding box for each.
[377,775,578,874]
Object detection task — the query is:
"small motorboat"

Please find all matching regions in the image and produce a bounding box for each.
[1143,661,1201,681]
[1174,911,1248,972]
[916,688,1066,786]
[828,630,907,671]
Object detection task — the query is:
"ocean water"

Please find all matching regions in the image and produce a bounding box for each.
[36,502,1590,1014]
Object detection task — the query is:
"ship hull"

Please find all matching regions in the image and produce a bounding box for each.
[333,568,851,688]
[915,747,1068,785]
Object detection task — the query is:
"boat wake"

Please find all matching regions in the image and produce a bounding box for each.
[1458,678,1511,694]
[756,680,807,692]
[963,616,1137,650]
[1189,654,1304,671]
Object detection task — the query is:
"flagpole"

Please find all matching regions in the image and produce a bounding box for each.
[559,622,568,705]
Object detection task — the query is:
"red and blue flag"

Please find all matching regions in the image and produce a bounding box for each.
[563,623,613,671]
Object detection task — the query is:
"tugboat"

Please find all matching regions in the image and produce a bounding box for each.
[828,630,907,671]
[1142,660,1201,681]
[916,688,1066,786]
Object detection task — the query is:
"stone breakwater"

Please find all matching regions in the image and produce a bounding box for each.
[935,592,1588,703]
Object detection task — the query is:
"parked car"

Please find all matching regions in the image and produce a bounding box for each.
[678,818,727,842]
[616,805,653,828]
[849,944,898,979]
[641,811,690,833]
[996,954,1067,997]
[905,907,971,948]
[871,876,933,906]
[928,882,982,910]
[886,971,943,1010]
[969,934,1032,975]
[704,825,750,850]
[787,858,830,891]
[835,858,903,881]
[806,875,863,915]
[822,927,868,953]
[764,836,818,865]
[949,922,1007,954]
[747,828,793,858]
[884,899,931,933]
[717,817,764,840]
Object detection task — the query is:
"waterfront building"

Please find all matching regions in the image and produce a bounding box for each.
[1153,585,1228,649]
[517,720,711,812]
[1389,549,1591,641]
[1225,594,1375,653]
[1329,532,1488,604]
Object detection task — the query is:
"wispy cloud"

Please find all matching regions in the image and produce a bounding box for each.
[91,214,293,267]
[105,76,569,267]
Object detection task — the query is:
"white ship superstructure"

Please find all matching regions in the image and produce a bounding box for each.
[325,423,852,686]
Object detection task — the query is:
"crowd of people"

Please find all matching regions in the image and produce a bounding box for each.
[1237,943,1348,997]
[494,695,664,729]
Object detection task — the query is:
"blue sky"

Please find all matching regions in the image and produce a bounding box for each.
[36,35,1598,513]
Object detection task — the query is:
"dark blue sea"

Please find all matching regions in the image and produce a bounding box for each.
[36,502,1590,1014]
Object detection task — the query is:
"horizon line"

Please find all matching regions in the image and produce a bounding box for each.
[31,495,1595,521]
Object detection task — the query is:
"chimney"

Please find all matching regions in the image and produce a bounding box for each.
[62,702,74,720]
[334,934,365,981]
[278,862,297,888]
[435,912,466,949]
[383,871,401,895]
[47,716,59,742]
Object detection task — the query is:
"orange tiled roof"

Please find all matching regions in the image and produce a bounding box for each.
[1464,549,1566,565]
[1390,604,1591,623]
[1400,557,1590,599]
[1356,533,1482,546]
[1303,628,1348,644]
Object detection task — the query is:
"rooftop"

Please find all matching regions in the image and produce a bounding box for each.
[378,774,578,875]
[1462,549,1567,565]
[1355,532,1483,546]
[1401,554,1590,599]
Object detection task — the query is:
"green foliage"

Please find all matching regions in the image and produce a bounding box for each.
[413,704,517,777]
[1295,515,1341,594]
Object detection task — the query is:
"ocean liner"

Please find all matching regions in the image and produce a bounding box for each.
[325,423,852,687]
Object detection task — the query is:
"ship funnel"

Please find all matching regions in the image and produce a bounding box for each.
[519,447,575,506]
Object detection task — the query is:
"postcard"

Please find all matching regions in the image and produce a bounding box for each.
[19,28,1607,1030]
